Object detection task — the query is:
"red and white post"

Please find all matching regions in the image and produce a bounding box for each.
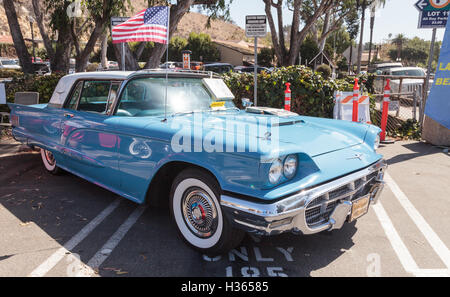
[285,83,291,111]
[352,78,360,122]
[380,79,391,141]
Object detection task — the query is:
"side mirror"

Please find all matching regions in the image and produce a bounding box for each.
[242,98,253,107]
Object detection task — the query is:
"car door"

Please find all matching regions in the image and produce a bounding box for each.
[60,80,122,191]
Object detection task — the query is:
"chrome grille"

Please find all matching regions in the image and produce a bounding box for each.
[305,168,381,227]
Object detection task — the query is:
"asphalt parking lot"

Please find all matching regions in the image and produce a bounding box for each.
[0,138,449,277]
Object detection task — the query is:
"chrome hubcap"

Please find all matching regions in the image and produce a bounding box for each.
[182,188,218,238]
[44,150,55,166]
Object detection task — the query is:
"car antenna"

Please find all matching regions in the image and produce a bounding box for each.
[163,7,171,123]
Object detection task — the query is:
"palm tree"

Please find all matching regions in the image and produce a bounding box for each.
[356,0,386,73]
[368,0,386,66]
[392,34,407,61]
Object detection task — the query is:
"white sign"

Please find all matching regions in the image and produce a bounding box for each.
[333,91,371,124]
[203,78,235,101]
[245,15,267,37]
[111,16,130,28]
[0,83,6,104]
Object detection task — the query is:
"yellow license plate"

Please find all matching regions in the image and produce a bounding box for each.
[349,196,370,222]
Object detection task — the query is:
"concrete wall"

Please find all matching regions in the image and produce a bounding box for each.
[422,116,450,146]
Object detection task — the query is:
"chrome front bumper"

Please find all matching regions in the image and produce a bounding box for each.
[221,159,387,236]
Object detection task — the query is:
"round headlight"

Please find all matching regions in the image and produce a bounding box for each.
[374,134,380,150]
[283,155,297,179]
[269,159,283,184]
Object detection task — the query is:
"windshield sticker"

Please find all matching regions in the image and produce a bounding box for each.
[210,101,226,109]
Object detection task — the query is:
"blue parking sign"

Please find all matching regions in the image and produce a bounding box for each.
[416,0,450,28]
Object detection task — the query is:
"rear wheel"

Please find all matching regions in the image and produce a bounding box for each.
[170,168,244,255]
[40,148,61,175]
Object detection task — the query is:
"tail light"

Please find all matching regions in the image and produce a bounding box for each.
[10,114,19,127]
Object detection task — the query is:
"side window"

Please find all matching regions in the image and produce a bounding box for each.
[116,79,160,117]
[78,81,111,113]
[66,81,83,110]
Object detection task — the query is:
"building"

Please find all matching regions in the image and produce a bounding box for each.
[343,45,381,68]
[212,40,265,66]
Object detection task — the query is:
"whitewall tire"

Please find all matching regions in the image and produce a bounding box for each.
[40,148,61,175]
[170,168,244,255]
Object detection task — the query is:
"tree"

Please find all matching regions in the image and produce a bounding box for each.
[392,34,407,61]
[185,32,220,62]
[367,0,385,66]
[345,8,359,73]
[258,47,275,67]
[3,0,33,73]
[30,0,129,72]
[263,0,336,66]
[356,0,368,73]
[141,0,232,69]
[316,0,356,53]
[299,35,319,65]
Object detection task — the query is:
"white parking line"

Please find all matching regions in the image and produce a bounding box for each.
[87,205,147,271]
[373,173,450,277]
[372,202,419,275]
[384,173,450,269]
[29,199,121,277]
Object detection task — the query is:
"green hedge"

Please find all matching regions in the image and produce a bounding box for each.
[223,66,375,119]
[0,72,65,112]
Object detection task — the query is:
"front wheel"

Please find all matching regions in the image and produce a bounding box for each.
[170,168,244,255]
[40,148,61,175]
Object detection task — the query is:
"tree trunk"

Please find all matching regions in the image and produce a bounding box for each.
[113,42,139,70]
[368,17,374,66]
[32,0,55,64]
[319,11,331,53]
[100,32,108,69]
[144,1,195,69]
[75,21,107,72]
[3,0,33,73]
[356,2,366,74]
[349,41,353,74]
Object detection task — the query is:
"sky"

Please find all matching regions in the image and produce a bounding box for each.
[228,0,445,44]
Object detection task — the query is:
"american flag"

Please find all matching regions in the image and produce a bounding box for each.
[112,6,169,44]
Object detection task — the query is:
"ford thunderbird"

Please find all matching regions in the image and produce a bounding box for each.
[8,70,386,255]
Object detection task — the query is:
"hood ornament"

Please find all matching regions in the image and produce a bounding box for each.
[347,153,363,161]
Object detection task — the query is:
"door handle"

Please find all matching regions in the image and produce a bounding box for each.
[64,113,74,119]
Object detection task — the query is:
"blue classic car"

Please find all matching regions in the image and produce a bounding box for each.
[9,70,386,255]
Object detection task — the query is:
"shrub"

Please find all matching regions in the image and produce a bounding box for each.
[0,73,64,113]
[0,69,23,79]
[223,66,376,119]
[316,64,331,79]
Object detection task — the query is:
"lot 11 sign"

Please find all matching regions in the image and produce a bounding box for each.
[416,0,450,28]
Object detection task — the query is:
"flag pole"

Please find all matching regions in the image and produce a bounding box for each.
[164,6,170,122]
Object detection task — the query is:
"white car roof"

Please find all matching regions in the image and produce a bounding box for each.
[49,71,134,106]
[390,67,423,71]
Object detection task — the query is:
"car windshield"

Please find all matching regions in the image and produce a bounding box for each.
[391,69,425,76]
[116,77,236,117]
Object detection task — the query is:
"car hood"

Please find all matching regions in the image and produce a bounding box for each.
[162,111,369,157]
